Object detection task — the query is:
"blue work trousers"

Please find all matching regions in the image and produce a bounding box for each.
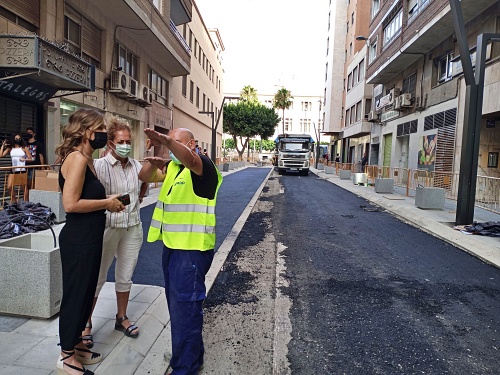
[162,246,214,375]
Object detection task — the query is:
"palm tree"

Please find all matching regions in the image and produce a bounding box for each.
[240,85,259,104]
[273,88,293,134]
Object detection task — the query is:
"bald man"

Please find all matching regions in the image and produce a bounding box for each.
[139,128,222,375]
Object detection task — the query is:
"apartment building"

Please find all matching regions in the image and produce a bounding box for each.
[365,0,500,176]
[0,0,193,164]
[260,93,327,143]
[172,3,224,159]
[323,0,372,165]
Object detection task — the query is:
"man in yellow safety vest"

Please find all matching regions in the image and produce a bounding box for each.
[138,127,222,375]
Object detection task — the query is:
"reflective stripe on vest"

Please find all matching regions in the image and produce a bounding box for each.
[154,200,216,214]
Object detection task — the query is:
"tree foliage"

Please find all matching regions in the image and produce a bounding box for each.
[240,85,259,104]
[223,100,280,160]
[273,87,293,134]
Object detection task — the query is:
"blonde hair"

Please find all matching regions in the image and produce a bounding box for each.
[55,108,104,159]
[107,116,132,141]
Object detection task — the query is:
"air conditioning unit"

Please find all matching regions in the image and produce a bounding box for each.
[394,97,402,110]
[128,77,138,99]
[367,111,379,122]
[399,93,412,107]
[388,87,401,105]
[142,84,153,105]
[110,70,130,96]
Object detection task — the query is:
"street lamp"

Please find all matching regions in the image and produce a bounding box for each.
[355,35,370,45]
[199,95,239,164]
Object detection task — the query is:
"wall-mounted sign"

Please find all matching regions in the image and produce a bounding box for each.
[381,110,400,122]
[0,35,94,103]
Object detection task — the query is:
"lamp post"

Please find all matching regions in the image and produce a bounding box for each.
[199,95,239,164]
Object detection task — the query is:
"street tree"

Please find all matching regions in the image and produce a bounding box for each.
[273,87,293,134]
[223,101,279,160]
[240,85,259,104]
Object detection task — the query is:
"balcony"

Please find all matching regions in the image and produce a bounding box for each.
[342,120,372,139]
[88,0,191,77]
[367,0,498,84]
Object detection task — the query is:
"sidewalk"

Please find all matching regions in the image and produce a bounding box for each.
[310,167,500,269]
[0,165,269,375]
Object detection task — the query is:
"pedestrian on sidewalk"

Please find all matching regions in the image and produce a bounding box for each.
[82,117,155,347]
[139,127,222,375]
[55,108,125,375]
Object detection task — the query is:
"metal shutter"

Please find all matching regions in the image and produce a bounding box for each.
[82,18,101,62]
[2,0,40,27]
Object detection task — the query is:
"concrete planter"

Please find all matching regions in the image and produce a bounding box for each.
[415,186,445,210]
[375,178,394,193]
[30,189,66,223]
[0,233,61,318]
[324,166,335,174]
[352,173,367,185]
[339,170,351,180]
[317,163,325,170]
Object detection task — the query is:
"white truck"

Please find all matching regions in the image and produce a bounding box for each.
[274,133,314,176]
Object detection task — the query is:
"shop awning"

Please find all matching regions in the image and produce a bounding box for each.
[0,35,95,104]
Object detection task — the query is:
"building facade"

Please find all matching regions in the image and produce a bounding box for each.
[365,0,500,177]
[0,0,223,168]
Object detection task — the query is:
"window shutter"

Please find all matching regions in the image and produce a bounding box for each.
[2,0,40,27]
[82,18,101,62]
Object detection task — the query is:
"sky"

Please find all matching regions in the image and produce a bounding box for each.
[195,0,330,97]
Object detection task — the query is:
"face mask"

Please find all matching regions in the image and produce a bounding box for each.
[113,142,131,158]
[14,139,22,145]
[89,131,108,150]
[169,150,182,164]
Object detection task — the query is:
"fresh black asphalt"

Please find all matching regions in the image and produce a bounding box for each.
[106,167,271,287]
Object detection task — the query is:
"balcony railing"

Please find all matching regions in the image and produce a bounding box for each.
[169,19,191,54]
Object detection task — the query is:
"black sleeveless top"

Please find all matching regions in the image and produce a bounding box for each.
[59,161,106,218]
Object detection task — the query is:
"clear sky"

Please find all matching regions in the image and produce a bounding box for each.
[195,0,329,97]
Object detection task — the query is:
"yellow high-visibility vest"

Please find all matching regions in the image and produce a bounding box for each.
[147,161,222,250]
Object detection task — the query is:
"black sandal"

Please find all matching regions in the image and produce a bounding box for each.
[75,346,102,365]
[57,349,94,375]
[115,315,139,338]
[81,322,93,349]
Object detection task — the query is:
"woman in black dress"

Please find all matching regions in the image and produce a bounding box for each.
[56,108,125,375]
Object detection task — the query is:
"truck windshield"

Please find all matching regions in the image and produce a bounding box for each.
[280,142,309,151]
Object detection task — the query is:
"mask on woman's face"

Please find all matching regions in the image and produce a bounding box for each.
[89,131,108,150]
[113,142,131,158]
[14,139,22,145]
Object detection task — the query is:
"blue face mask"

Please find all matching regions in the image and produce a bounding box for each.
[169,150,182,164]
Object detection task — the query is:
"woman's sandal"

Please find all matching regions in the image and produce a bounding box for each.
[57,349,94,375]
[75,347,102,365]
[115,315,139,338]
[81,322,93,349]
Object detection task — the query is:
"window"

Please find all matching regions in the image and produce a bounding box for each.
[365,99,372,114]
[0,5,37,32]
[284,118,292,132]
[189,30,193,49]
[350,105,356,124]
[194,40,198,58]
[369,38,377,63]
[345,108,350,126]
[436,54,453,83]
[116,44,138,79]
[65,6,102,67]
[356,101,362,122]
[196,87,200,108]
[347,73,352,91]
[402,72,417,97]
[189,80,194,102]
[408,0,429,21]
[349,42,353,56]
[353,66,358,85]
[359,59,365,80]
[202,93,206,111]
[182,76,187,97]
[372,0,380,18]
[383,10,402,46]
[148,68,168,105]
[352,12,354,25]
[347,21,349,32]
[488,152,499,168]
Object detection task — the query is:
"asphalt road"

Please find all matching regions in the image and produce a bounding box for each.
[203,170,500,374]
[106,167,271,287]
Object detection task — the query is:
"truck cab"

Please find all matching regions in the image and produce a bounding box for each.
[275,134,314,176]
